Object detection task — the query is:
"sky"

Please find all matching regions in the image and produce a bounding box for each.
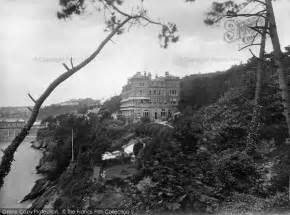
[0,0,290,107]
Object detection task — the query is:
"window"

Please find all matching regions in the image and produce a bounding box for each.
[161,109,166,117]
[170,98,177,105]
[144,111,149,117]
[170,90,177,95]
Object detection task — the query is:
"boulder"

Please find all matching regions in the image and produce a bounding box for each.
[29,186,58,210]
[21,178,51,202]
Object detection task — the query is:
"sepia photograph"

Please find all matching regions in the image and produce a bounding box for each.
[1,0,290,214]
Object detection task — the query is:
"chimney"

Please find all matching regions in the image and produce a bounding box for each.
[144,72,147,76]
[285,45,290,53]
[148,72,152,79]
[165,71,169,77]
[155,74,158,79]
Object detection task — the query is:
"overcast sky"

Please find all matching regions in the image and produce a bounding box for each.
[0,0,290,107]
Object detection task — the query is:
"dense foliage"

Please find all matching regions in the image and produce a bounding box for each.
[37,113,121,180]
[34,56,290,213]
[100,95,121,115]
[179,61,256,112]
[124,57,290,213]
[128,116,262,213]
[38,98,100,120]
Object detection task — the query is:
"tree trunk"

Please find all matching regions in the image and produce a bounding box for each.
[246,18,268,154]
[266,0,290,203]
[266,0,290,136]
[0,17,132,189]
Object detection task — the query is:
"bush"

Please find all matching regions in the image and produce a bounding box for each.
[219,192,290,214]
[36,113,114,180]
[218,193,268,214]
[214,151,260,195]
[140,116,151,123]
[266,191,289,209]
[129,126,219,213]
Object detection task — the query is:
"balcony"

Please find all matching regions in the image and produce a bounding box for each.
[120,97,150,103]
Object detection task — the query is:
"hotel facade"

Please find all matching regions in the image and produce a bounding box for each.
[120,72,180,121]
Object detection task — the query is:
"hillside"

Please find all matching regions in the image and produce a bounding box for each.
[24,56,290,214]
[0,98,101,121]
[0,106,31,120]
[179,60,257,112]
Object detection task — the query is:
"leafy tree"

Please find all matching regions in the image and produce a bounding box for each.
[130,109,262,212]
[101,95,121,115]
[36,113,119,180]
[194,0,290,201]
[203,0,290,144]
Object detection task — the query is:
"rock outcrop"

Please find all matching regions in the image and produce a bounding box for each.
[36,150,57,174]
[21,178,51,202]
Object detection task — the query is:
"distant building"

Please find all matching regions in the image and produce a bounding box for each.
[286,45,290,53]
[120,72,180,121]
[111,111,122,120]
[87,107,101,115]
[0,119,26,129]
[33,121,41,126]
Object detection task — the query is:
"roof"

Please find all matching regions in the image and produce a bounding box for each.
[121,97,150,103]
[0,119,26,123]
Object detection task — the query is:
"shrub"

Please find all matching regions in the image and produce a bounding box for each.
[214,151,260,195]
[218,193,268,214]
[130,130,218,213]
[266,191,289,209]
[140,116,151,123]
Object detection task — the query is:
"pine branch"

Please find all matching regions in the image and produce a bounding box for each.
[28,93,37,104]
[0,16,133,189]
